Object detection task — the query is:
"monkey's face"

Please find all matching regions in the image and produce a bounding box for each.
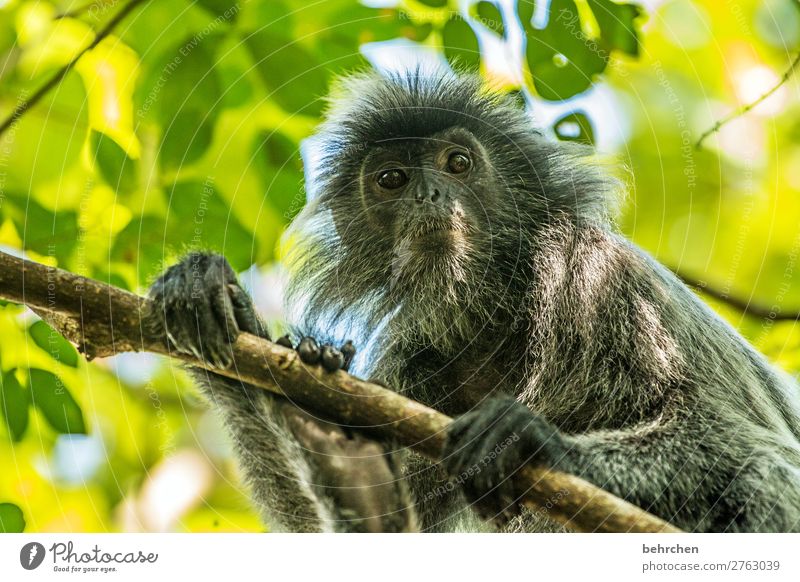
[355,126,497,281]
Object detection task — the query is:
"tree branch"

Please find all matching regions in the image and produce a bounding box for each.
[0,0,148,137]
[696,52,800,150]
[0,250,681,533]
[674,268,799,322]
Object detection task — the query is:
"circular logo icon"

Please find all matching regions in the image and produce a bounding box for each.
[19,542,46,570]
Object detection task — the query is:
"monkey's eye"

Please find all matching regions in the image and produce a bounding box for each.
[377,169,408,190]
[447,152,471,174]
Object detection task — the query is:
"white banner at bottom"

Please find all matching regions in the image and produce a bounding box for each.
[1,533,798,581]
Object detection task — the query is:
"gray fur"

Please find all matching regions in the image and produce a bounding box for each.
[154,69,800,532]
[282,69,800,532]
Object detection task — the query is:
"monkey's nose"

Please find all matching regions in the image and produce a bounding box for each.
[414,187,444,204]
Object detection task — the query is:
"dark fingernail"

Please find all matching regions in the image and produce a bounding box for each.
[321,345,344,371]
[298,337,321,364]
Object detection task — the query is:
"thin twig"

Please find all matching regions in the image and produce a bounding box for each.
[675,269,800,322]
[0,0,148,137]
[696,52,800,149]
[56,1,106,20]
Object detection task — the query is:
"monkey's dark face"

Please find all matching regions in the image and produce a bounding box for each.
[356,126,496,279]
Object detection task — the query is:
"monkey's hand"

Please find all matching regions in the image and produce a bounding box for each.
[146,252,356,373]
[282,402,416,532]
[145,252,268,368]
[442,397,572,525]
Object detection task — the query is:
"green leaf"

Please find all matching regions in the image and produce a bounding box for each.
[1,74,88,192]
[244,29,328,115]
[0,503,25,533]
[1,371,29,442]
[310,6,431,74]
[110,215,167,285]
[1,194,80,264]
[195,0,241,21]
[588,0,642,57]
[135,35,223,170]
[472,1,505,37]
[165,181,258,272]
[253,131,304,220]
[442,15,481,69]
[417,0,449,6]
[525,0,608,101]
[28,320,80,368]
[517,0,535,28]
[90,130,138,195]
[215,38,255,109]
[28,369,86,435]
[160,107,215,171]
[553,111,595,145]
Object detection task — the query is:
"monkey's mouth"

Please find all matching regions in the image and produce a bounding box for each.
[408,222,467,249]
[397,219,472,263]
[391,217,472,284]
[408,211,470,239]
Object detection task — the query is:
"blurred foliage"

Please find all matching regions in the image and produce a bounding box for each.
[0,0,798,533]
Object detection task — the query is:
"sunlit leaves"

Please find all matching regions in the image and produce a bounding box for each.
[0,73,88,191]
[311,5,433,73]
[443,15,481,68]
[165,181,257,272]
[0,503,25,533]
[90,131,138,195]
[28,321,80,368]
[136,35,223,171]
[195,0,242,21]
[589,0,642,57]
[160,108,216,171]
[3,366,87,439]
[214,37,255,109]
[525,0,607,101]
[0,7,17,55]
[244,29,329,116]
[1,371,28,442]
[28,369,86,435]
[76,37,142,158]
[111,181,258,281]
[253,131,304,220]
[15,2,94,77]
[1,194,80,264]
[110,215,166,285]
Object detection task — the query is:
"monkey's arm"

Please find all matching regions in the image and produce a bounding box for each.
[443,397,800,532]
[146,252,415,532]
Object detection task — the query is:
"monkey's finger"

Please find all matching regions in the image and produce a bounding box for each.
[340,340,356,371]
[192,298,235,368]
[297,337,322,364]
[202,257,241,341]
[227,283,270,339]
[321,344,345,371]
[276,334,294,349]
[164,304,204,358]
[441,410,485,469]
[442,423,488,479]
[207,283,240,345]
